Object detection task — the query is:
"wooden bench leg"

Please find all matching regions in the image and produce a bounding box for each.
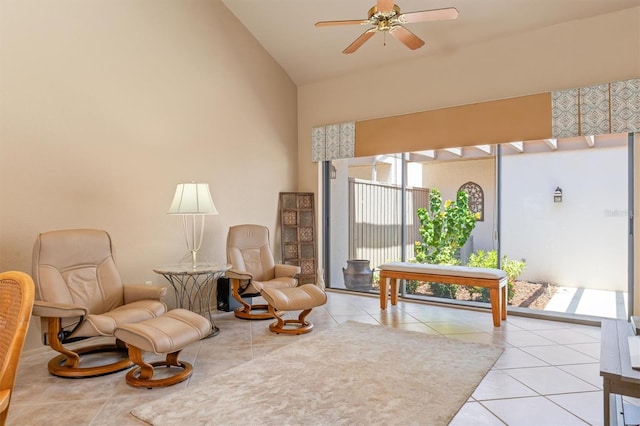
[390,278,398,306]
[380,277,398,309]
[380,276,388,310]
[490,287,501,327]
[501,283,507,321]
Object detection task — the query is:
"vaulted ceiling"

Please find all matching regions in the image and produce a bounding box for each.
[222,0,640,86]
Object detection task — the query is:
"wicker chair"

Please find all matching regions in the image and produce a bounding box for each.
[0,271,35,426]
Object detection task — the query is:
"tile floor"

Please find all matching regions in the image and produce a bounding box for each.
[8,291,613,425]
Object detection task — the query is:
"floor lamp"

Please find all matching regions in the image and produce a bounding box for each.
[168,182,218,268]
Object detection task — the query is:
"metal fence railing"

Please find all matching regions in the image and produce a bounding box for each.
[348,178,429,271]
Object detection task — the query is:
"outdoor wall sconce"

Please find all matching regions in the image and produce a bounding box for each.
[554,187,563,203]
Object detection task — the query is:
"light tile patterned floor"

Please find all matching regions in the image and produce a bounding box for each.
[8,291,608,425]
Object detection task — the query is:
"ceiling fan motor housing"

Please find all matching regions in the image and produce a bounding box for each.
[368,4,401,31]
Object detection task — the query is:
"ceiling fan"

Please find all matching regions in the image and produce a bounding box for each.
[315,0,459,54]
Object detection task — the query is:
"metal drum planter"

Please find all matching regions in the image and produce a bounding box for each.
[342,259,373,292]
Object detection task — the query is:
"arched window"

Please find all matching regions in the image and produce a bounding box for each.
[459,182,484,221]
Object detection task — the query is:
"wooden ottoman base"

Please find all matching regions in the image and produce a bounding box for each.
[114,309,210,388]
[125,348,192,388]
[267,306,314,335]
[260,284,327,335]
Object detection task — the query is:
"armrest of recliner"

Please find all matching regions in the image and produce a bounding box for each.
[123,284,167,304]
[32,300,88,318]
[275,264,301,278]
[225,269,253,281]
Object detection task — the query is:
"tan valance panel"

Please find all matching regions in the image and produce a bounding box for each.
[354,93,552,157]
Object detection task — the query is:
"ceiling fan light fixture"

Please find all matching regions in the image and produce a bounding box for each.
[316,1,459,54]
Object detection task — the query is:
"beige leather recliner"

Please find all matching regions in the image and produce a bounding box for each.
[32,229,167,378]
[226,224,300,320]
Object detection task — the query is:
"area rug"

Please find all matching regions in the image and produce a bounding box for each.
[131,321,503,425]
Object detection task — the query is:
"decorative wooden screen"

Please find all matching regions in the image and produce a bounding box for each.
[279,192,316,284]
[458,181,484,221]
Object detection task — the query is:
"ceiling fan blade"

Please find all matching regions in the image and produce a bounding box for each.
[315,19,371,27]
[343,28,377,54]
[389,25,425,50]
[397,7,459,24]
[377,0,395,14]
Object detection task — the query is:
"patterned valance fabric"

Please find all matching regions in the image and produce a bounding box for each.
[311,122,355,162]
[552,78,640,138]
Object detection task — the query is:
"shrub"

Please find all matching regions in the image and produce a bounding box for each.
[466,250,526,303]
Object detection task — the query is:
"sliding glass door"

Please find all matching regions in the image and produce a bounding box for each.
[322,133,634,321]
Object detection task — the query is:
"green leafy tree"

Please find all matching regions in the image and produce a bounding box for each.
[413,189,477,298]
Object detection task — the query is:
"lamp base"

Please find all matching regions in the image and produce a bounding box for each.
[178,250,208,269]
[190,250,197,269]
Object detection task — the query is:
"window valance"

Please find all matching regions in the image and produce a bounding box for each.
[311,78,639,160]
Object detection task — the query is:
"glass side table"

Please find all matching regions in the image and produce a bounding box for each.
[153,263,231,337]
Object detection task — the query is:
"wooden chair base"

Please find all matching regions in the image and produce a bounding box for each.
[125,347,192,388]
[234,303,282,321]
[48,343,133,378]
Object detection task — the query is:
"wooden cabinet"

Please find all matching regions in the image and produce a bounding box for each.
[279,192,316,284]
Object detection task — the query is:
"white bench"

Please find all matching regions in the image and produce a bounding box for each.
[378,262,508,327]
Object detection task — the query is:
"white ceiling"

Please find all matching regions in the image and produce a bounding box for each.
[221,0,640,86]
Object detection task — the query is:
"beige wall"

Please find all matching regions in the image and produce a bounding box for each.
[0,0,298,351]
[298,6,640,310]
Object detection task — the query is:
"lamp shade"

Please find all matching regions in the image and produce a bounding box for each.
[168,182,218,215]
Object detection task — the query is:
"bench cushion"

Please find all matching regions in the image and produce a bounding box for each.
[378,262,506,280]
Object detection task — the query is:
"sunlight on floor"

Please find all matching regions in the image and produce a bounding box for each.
[545,287,628,319]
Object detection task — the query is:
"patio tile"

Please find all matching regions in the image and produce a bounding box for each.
[372,310,422,325]
[532,328,600,345]
[493,347,549,369]
[494,330,557,347]
[449,401,505,425]
[558,363,603,389]
[505,366,599,394]
[547,391,603,425]
[520,345,598,365]
[482,396,589,425]
[570,324,603,340]
[567,342,601,359]
[329,314,380,325]
[424,321,485,335]
[448,332,510,347]
[506,316,574,330]
[404,308,468,322]
[472,370,538,400]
